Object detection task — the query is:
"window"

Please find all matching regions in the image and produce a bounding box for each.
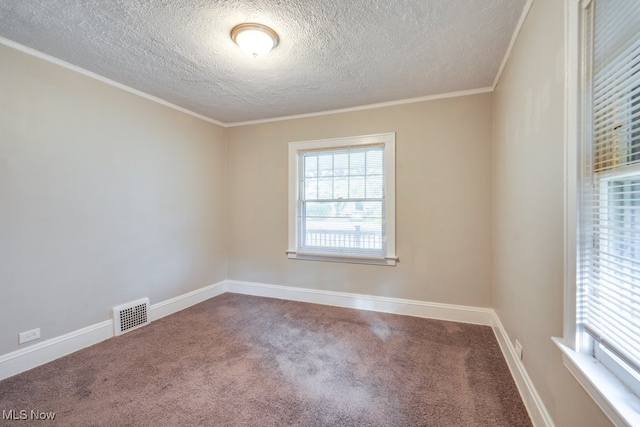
[578,0,640,390]
[560,0,640,423]
[553,0,640,425]
[287,133,397,265]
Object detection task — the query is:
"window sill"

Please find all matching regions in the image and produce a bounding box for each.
[552,337,640,426]
[286,251,397,266]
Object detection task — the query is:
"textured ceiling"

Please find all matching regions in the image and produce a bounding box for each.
[0,0,527,124]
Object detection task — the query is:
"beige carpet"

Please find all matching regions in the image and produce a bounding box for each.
[0,293,532,426]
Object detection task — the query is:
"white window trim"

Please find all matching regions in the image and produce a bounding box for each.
[287,133,397,266]
[557,1,640,425]
[553,338,640,426]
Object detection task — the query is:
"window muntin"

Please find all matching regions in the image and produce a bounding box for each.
[287,133,396,265]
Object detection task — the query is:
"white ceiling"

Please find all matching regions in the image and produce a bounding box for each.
[0,0,527,125]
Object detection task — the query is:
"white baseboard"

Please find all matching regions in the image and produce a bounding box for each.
[492,312,555,427]
[225,280,494,326]
[0,280,227,381]
[149,281,227,321]
[0,320,113,382]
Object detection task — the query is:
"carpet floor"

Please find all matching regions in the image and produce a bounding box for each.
[0,293,532,426]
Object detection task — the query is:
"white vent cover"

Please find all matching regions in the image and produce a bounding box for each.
[113,298,150,336]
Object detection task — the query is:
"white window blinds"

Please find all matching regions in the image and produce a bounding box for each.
[298,145,386,257]
[579,0,640,374]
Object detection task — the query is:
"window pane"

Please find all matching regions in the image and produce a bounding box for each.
[349,176,365,198]
[334,152,349,176]
[350,151,365,176]
[601,179,640,286]
[304,155,318,178]
[301,201,383,250]
[334,177,349,199]
[360,201,383,219]
[366,149,384,175]
[304,178,317,200]
[366,176,383,198]
[588,175,640,369]
[318,178,333,199]
[304,202,333,219]
[318,154,333,177]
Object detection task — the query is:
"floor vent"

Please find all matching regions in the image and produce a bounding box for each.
[113,298,150,336]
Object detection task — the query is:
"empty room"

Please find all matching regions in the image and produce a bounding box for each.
[1,0,638,425]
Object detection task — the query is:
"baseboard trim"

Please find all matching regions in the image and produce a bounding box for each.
[0,281,227,381]
[149,281,227,321]
[492,312,555,427]
[225,280,494,326]
[0,320,113,382]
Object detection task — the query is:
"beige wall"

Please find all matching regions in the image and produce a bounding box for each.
[492,0,611,425]
[0,44,227,355]
[227,94,493,306]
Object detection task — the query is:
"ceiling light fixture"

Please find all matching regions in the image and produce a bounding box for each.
[231,23,279,58]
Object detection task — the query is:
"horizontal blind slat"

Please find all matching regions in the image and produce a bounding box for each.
[583,283,640,321]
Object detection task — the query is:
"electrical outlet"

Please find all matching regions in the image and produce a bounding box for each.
[514,340,523,360]
[19,328,40,344]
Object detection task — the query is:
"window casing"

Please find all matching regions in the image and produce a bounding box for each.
[287,133,397,266]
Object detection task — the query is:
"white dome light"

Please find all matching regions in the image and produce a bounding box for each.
[231,23,279,58]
